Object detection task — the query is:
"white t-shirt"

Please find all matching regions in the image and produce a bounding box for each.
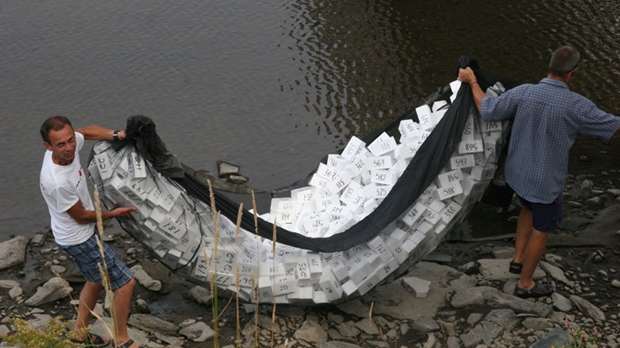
[40,132,95,246]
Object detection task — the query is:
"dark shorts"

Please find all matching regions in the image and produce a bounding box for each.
[58,233,133,290]
[518,194,563,232]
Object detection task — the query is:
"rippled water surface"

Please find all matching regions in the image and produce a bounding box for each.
[1,0,618,240]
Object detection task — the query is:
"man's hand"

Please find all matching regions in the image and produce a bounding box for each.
[111,206,136,219]
[457,67,485,112]
[458,67,477,85]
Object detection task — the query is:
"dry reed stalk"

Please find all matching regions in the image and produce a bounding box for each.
[234,202,243,348]
[271,221,277,347]
[251,275,258,348]
[93,187,118,346]
[251,191,260,348]
[206,179,221,348]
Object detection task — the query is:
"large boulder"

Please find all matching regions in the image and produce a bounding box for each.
[24,277,73,306]
[0,236,29,270]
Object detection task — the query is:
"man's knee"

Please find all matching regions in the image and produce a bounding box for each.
[114,277,136,294]
[124,277,136,290]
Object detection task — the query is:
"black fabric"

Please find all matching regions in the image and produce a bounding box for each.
[169,57,480,252]
[120,115,185,179]
[120,57,517,253]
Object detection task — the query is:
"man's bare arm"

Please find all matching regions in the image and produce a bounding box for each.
[75,125,126,141]
[66,199,136,225]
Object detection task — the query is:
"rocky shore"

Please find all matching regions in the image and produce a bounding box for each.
[1,167,619,348]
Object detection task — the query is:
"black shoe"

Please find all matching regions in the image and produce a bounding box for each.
[514,282,553,299]
[509,260,523,274]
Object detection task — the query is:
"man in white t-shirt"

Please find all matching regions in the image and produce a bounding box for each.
[40,116,139,348]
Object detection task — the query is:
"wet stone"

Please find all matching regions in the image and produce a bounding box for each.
[217,161,240,177]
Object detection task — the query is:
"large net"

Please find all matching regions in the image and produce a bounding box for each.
[88,57,516,303]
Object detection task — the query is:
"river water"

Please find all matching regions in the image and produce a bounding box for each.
[1,0,618,242]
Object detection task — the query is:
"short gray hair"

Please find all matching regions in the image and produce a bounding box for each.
[549,46,581,76]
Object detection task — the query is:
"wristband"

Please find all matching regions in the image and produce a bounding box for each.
[113,130,120,141]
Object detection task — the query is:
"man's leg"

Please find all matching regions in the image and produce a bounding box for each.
[112,277,137,347]
[74,281,104,339]
[517,228,548,290]
[512,206,533,264]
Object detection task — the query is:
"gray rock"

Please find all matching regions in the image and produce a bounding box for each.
[451,287,487,308]
[437,319,456,336]
[485,290,553,317]
[228,174,248,184]
[0,236,29,271]
[467,313,484,327]
[447,336,462,348]
[354,318,379,335]
[458,261,476,273]
[492,246,514,259]
[460,309,519,347]
[217,161,239,177]
[187,285,213,306]
[400,322,410,335]
[562,216,592,232]
[607,188,620,197]
[274,305,305,318]
[293,317,328,343]
[31,232,48,247]
[542,253,563,268]
[529,327,571,348]
[336,299,371,319]
[611,279,620,288]
[91,317,150,348]
[0,280,20,289]
[450,274,477,290]
[502,278,519,294]
[50,265,66,274]
[539,261,573,286]
[128,313,178,335]
[8,286,22,300]
[585,196,602,208]
[422,333,436,348]
[567,200,584,208]
[478,259,544,281]
[316,342,363,348]
[451,286,552,317]
[551,292,573,312]
[255,314,282,334]
[336,321,360,337]
[24,277,73,306]
[402,276,431,298]
[363,262,462,321]
[179,321,215,342]
[521,317,553,330]
[327,312,344,325]
[154,332,185,347]
[412,316,439,333]
[362,281,443,321]
[130,264,162,292]
[27,313,54,331]
[569,295,606,321]
[135,298,151,313]
[546,310,568,325]
[0,324,10,336]
[422,251,452,264]
[327,328,346,341]
[580,179,594,190]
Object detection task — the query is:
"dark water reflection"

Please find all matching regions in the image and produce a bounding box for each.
[1,0,618,240]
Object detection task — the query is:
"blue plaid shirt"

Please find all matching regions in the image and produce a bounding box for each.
[481,78,620,203]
